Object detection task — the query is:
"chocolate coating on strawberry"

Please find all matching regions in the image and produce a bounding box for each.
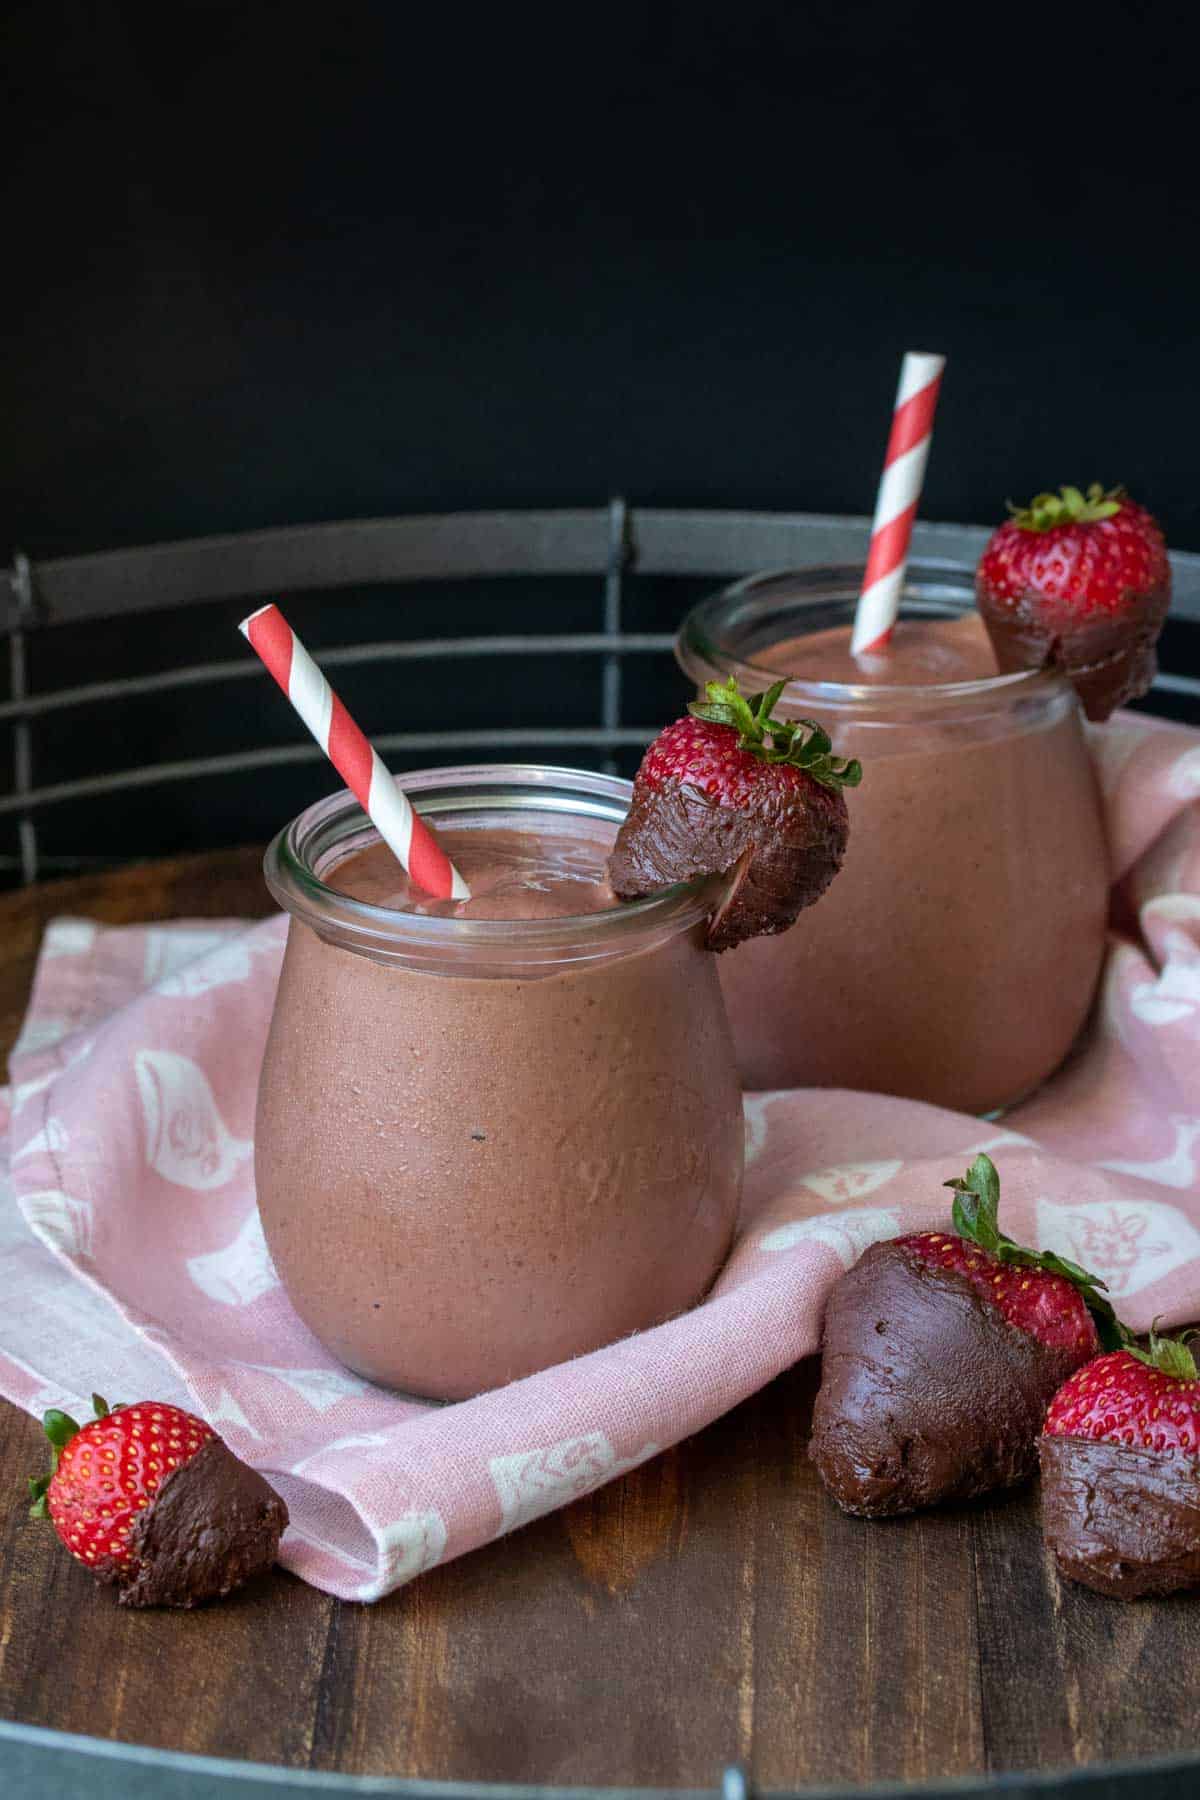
[30,1394,288,1608]
[118,1437,288,1609]
[609,679,858,951]
[1040,1437,1200,1600]
[976,484,1170,722]
[811,1240,1094,1516]
[1040,1333,1200,1598]
[810,1155,1116,1518]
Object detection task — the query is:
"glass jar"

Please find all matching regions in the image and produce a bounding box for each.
[255,765,744,1401]
[676,565,1111,1114]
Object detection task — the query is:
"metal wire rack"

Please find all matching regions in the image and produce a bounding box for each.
[4,503,1199,886]
[3,511,1200,1795]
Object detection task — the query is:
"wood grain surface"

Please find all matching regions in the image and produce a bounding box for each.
[2,853,1199,1792]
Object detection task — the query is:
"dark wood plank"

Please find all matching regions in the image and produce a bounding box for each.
[0,1403,331,1767]
[748,1361,984,1792]
[974,1471,1200,1774]
[315,1438,750,1786]
[3,852,1200,1792]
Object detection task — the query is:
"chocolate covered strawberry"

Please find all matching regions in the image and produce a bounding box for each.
[976,483,1170,721]
[810,1155,1122,1517]
[1041,1328,1200,1598]
[608,678,860,951]
[29,1393,288,1607]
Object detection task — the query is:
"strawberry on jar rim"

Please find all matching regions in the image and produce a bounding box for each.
[1041,1327,1200,1599]
[607,677,860,951]
[975,483,1171,721]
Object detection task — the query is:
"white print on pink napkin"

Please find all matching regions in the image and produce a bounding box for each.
[2,713,1200,1602]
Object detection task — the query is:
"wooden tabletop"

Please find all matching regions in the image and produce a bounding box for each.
[2,851,1200,1796]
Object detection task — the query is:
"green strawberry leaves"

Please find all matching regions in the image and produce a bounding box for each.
[28,1393,117,1519]
[1008,483,1124,533]
[946,1152,1002,1249]
[944,1154,1129,1351]
[688,676,862,791]
[1129,1320,1200,1381]
[28,1408,80,1518]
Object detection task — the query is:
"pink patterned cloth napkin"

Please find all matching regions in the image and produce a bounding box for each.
[3,712,1200,1601]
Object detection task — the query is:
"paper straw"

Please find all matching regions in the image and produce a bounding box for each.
[239,603,470,901]
[849,351,946,656]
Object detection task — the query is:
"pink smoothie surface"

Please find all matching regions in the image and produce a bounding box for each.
[766,610,1001,686]
[331,821,619,919]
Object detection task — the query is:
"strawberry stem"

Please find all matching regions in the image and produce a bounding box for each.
[27,1394,118,1520]
[688,676,862,790]
[1007,483,1124,532]
[42,1409,81,1453]
[28,1408,80,1518]
[1129,1319,1199,1381]
[944,1155,1129,1350]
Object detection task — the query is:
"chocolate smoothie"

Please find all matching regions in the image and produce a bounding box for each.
[678,577,1110,1112]
[255,774,744,1400]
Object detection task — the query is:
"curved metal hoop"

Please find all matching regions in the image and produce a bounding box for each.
[4,504,1198,884]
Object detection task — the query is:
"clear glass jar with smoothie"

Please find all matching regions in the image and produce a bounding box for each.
[254,764,744,1401]
[676,563,1111,1114]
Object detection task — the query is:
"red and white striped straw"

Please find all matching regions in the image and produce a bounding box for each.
[239,603,470,901]
[849,350,946,656]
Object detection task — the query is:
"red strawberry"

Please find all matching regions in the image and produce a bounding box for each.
[976,483,1170,721]
[37,1394,214,1571]
[29,1394,288,1607]
[894,1230,1098,1355]
[607,678,859,950]
[1041,1329,1200,1598]
[810,1154,1120,1517]
[1045,1337,1200,1452]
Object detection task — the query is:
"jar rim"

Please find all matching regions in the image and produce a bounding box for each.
[675,560,1065,717]
[264,763,716,968]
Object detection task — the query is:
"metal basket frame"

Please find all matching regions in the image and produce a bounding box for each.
[4,504,1199,886]
[7,1714,1200,1799]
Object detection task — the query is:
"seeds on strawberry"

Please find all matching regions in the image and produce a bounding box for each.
[29,1392,288,1608]
[1041,1328,1200,1598]
[900,1233,1097,1354]
[976,484,1170,721]
[42,1397,216,1577]
[608,677,859,950]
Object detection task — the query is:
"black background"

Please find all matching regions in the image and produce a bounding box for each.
[5,0,1200,554]
[2,1,1198,872]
